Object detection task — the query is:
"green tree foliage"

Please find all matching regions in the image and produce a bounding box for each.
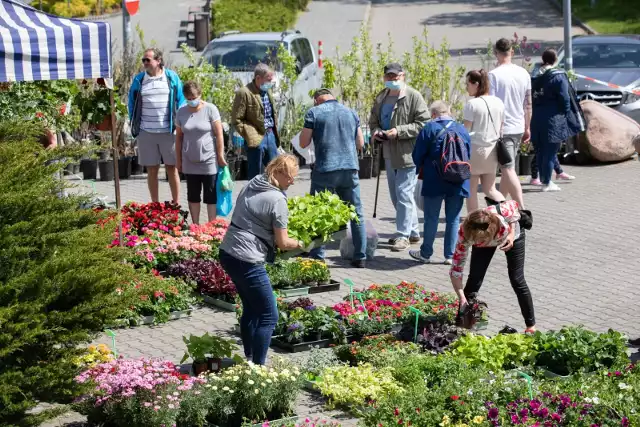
[0,121,138,426]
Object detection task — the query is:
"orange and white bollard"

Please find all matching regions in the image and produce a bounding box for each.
[317,41,323,68]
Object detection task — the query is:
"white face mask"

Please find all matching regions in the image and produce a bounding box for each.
[187,98,200,107]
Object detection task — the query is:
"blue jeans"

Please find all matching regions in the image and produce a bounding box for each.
[530,139,563,179]
[385,159,419,238]
[539,142,562,185]
[421,194,465,260]
[219,250,278,365]
[247,131,278,180]
[309,170,366,260]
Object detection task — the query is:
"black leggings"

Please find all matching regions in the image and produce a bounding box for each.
[463,232,535,327]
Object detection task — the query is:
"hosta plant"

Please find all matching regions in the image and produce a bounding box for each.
[333,334,420,367]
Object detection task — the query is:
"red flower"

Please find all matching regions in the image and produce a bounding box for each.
[394,408,400,416]
[451,395,459,400]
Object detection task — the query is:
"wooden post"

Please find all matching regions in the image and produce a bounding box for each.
[109,89,124,247]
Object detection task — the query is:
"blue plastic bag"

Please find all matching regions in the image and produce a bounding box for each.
[216,166,233,217]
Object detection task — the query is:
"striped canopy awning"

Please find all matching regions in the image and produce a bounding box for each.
[0,0,112,82]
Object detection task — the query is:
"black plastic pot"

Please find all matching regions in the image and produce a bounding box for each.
[98,160,114,181]
[193,361,208,376]
[97,149,110,161]
[519,154,532,177]
[64,162,80,175]
[118,156,132,179]
[358,156,373,179]
[131,156,144,175]
[81,159,98,180]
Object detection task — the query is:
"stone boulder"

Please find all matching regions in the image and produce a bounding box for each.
[577,100,640,162]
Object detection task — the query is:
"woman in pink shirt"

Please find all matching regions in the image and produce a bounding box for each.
[449,199,535,332]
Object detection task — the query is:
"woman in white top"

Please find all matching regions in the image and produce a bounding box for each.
[462,69,506,213]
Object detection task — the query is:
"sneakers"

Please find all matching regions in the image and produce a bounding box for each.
[443,258,453,265]
[409,235,421,244]
[529,178,542,186]
[350,259,366,269]
[388,237,398,245]
[391,237,411,252]
[409,250,431,264]
[556,172,575,180]
[542,181,561,192]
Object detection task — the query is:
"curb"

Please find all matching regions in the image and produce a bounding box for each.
[544,0,598,35]
[79,10,123,22]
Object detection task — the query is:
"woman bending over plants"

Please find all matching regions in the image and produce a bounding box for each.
[449,198,536,333]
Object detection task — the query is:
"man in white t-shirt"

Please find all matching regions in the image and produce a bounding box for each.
[488,38,528,209]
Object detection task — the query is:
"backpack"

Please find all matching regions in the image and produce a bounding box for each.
[435,121,471,183]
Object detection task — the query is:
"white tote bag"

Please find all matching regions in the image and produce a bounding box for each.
[291,132,315,164]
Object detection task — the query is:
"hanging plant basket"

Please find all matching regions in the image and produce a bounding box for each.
[96,115,112,131]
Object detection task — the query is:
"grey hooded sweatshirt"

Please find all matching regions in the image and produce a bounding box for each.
[219,174,288,264]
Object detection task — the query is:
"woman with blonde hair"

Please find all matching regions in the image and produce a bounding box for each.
[219,154,306,364]
[449,199,535,333]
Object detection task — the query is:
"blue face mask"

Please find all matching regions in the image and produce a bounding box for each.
[260,82,274,91]
[187,98,200,108]
[385,80,403,90]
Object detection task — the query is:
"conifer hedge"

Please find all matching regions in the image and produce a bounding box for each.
[0,122,137,425]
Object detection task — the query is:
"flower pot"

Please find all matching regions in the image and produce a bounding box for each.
[118,156,132,179]
[96,115,112,131]
[519,154,532,177]
[358,156,373,179]
[131,156,144,175]
[207,357,222,373]
[81,159,98,180]
[97,149,110,161]
[192,360,208,376]
[98,160,114,181]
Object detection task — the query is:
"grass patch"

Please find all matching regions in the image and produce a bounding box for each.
[212,0,309,35]
[572,0,640,34]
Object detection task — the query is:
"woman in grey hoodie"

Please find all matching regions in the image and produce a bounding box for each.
[219,154,305,365]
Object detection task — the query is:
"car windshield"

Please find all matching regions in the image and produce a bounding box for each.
[561,43,640,68]
[202,40,283,71]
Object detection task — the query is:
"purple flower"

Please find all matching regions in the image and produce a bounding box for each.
[488,407,499,419]
[287,322,303,332]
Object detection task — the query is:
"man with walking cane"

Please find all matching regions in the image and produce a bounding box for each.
[299,89,368,268]
[370,63,429,252]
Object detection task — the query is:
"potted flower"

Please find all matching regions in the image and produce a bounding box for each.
[205,335,238,373]
[75,80,127,132]
[519,140,533,177]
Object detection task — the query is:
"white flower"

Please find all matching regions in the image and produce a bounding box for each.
[232,376,239,381]
[261,382,266,387]
[619,382,632,390]
[467,389,473,396]
[223,386,230,391]
[212,386,218,391]
[254,389,259,394]
[266,379,273,384]
[245,370,252,375]
[248,380,255,385]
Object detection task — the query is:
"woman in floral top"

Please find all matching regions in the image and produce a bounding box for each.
[449,199,535,332]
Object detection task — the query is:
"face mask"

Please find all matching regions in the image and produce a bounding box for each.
[260,82,274,91]
[187,99,200,108]
[385,80,403,90]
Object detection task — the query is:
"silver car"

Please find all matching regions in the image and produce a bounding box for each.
[200,30,323,132]
[546,35,640,123]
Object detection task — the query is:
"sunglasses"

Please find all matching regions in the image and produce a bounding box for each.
[141,58,152,63]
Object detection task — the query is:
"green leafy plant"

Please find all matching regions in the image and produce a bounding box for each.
[181,333,237,363]
[333,334,420,367]
[211,0,303,34]
[303,346,343,381]
[449,332,537,372]
[533,326,628,376]
[74,82,127,126]
[316,363,403,409]
[287,191,357,246]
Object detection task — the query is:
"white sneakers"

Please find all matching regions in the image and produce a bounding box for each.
[542,181,561,192]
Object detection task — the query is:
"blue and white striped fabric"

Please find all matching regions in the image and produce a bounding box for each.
[0,0,112,82]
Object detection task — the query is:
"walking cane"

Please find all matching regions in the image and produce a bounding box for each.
[372,139,383,218]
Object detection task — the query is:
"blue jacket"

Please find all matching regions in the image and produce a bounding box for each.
[413,117,471,198]
[128,68,186,137]
[531,68,585,145]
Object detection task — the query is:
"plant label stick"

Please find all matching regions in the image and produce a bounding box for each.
[353,292,369,318]
[104,329,117,357]
[517,371,534,400]
[409,307,425,342]
[344,278,356,310]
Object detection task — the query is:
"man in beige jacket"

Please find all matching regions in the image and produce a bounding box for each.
[370,63,429,252]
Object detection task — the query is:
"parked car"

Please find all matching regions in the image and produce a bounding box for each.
[532,35,640,123]
[200,30,323,137]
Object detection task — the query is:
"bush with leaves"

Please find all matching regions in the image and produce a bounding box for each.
[0,121,138,425]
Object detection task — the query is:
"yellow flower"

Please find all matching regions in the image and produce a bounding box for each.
[473,416,484,424]
[440,415,451,426]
